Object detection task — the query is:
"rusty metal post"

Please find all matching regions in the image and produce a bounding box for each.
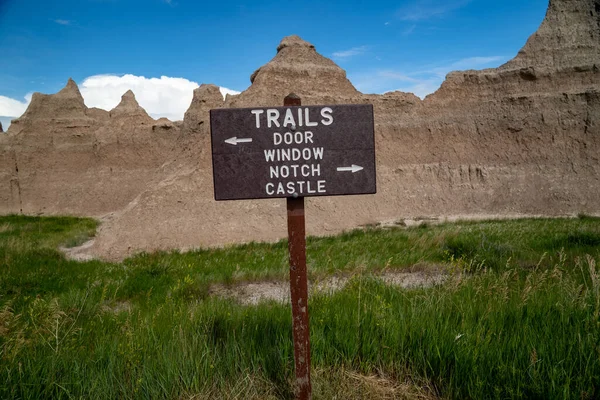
[284,93,312,400]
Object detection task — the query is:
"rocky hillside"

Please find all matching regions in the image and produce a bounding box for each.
[1,0,598,260]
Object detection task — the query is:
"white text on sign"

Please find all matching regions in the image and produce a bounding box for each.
[251,107,333,128]
[252,107,333,197]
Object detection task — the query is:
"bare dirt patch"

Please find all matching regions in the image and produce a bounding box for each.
[210,268,446,305]
[60,239,96,261]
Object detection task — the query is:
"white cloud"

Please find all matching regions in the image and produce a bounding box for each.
[0,93,32,117]
[0,74,241,125]
[397,0,471,21]
[81,74,198,121]
[0,56,503,127]
[332,46,369,60]
[219,87,241,99]
[54,19,71,25]
[421,56,507,79]
[80,74,239,121]
[0,116,14,131]
[352,71,439,98]
[446,56,506,71]
[351,55,507,98]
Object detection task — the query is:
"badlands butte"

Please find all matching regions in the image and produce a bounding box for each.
[1,0,599,260]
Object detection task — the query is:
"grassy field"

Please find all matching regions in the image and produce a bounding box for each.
[0,214,599,399]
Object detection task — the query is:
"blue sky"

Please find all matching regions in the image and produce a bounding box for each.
[0,0,548,127]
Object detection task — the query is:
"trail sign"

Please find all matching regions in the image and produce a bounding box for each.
[210,95,376,400]
[210,104,376,200]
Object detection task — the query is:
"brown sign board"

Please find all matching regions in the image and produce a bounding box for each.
[210,104,376,201]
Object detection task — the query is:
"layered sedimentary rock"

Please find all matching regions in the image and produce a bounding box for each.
[109,90,153,122]
[0,80,181,216]
[1,0,598,260]
[502,0,600,71]
[183,84,225,133]
[227,35,362,107]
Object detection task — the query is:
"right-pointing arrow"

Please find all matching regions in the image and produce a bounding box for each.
[336,165,364,173]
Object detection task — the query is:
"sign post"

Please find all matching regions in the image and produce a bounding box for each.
[210,94,376,400]
[283,93,311,399]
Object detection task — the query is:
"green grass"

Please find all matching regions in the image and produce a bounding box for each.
[0,214,599,399]
[123,217,600,284]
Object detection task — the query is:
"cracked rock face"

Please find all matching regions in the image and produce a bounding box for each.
[1,0,599,260]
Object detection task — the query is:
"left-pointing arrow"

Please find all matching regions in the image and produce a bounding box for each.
[225,137,253,146]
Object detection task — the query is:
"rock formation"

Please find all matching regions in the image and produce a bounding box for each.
[501,0,600,71]
[20,78,87,119]
[0,78,179,216]
[109,90,153,122]
[183,84,224,133]
[0,122,3,133]
[1,0,598,260]
[152,118,177,131]
[6,78,97,139]
[228,35,362,107]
